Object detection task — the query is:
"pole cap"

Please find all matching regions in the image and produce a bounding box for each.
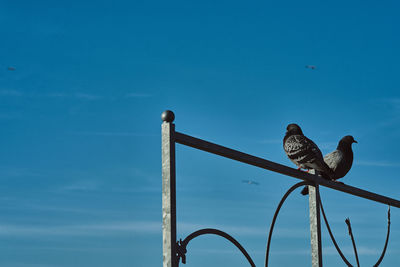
[161,110,175,122]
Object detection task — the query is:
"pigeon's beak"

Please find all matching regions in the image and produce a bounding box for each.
[353,140,358,144]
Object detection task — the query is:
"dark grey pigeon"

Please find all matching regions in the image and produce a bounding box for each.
[301,135,357,195]
[283,124,333,178]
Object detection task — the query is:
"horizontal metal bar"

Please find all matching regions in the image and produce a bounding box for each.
[175,131,400,208]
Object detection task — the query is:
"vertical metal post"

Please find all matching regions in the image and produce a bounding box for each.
[162,111,177,267]
[308,183,323,267]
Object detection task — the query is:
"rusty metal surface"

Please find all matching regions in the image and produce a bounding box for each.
[162,121,177,267]
[175,131,400,208]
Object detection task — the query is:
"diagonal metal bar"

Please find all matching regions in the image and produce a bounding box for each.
[175,131,400,208]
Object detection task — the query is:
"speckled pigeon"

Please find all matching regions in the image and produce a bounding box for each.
[283,124,334,178]
[301,135,357,195]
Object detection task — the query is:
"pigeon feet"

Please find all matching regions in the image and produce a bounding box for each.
[297,167,310,173]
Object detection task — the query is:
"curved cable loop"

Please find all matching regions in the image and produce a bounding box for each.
[265,181,311,267]
[318,192,354,267]
[318,191,392,267]
[373,205,391,267]
[177,228,255,267]
[177,184,392,267]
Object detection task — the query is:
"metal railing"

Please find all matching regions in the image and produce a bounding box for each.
[161,110,399,267]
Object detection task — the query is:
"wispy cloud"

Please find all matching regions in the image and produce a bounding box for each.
[381,98,400,109]
[372,98,400,128]
[23,204,107,215]
[0,90,153,102]
[178,222,307,238]
[259,139,281,144]
[191,247,311,256]
[0,90,102,100]
[61,180,101,192]
[73,93,102,100]
[70,131,157,137]
[0,112,21,120]
[268,248,310,255]
[44,92,101,100]
[111,186,160,194]
[0,221,161,237]
[0,167,45,178]
[45,93,67,98]
[356,160,400,167]
[1,263,59,267]
[179,222,267,236]
[125,93,152,98]
[318,142,337,150]
[0,220,308,238]
[323,245,382,256]
[0,89,24,96]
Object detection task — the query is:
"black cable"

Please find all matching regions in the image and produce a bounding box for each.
[318,192,353,267]
[265,181,311,267]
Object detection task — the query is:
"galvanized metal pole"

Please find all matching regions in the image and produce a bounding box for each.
[161,110,177,267]
[308,182,323,267]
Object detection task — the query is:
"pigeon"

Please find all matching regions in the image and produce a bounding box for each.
[305,65,316,70]
[301,135,357,195]
[283,124,334,178]
[325,135,357,180]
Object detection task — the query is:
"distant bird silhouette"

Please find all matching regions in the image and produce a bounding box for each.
[283,124,333,178]
[7,66,16,71]
[301,135,357,195]
[242,180,260,185]
[305,65,316,70]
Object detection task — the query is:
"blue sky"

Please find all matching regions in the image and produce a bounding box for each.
[1,0,400,266]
